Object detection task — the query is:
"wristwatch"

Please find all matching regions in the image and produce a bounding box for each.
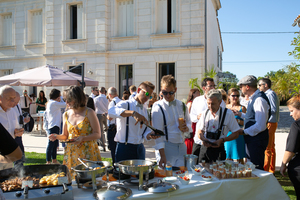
[132,111,136,117]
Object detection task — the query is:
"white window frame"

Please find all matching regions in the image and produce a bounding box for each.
[65,2,85,40]
[0,13,13,46]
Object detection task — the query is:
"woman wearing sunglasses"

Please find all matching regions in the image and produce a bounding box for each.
[225,88,247,163]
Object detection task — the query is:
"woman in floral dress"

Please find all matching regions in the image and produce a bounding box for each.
[49,86,101,179]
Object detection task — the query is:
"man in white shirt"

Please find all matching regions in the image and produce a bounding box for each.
[19,90,32,113]
[152,75,192,168]
[107,87,122,166]
[129,85,137,100]
[13,92,29,168]
[0,85,24,170]
[90,87,99,99]
[46,89,66,164]
[197,89,242,162]
[258,78,280,173]
[94,87,109,151]
[108,81,159,162]
[235,75,270,170]
[190,78,226,162]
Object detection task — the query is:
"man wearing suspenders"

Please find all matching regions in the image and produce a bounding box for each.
[152,75,192,168]
[197,89,242,162]
[108,81,160,162]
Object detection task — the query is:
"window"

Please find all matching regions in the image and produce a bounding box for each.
[1,69,13,76]
[70,4,83,39]
[157,0,176,34]
[69,65,82,75]
[119,65,133,97]
[30,10,43,43]
[158,63,175,89]
[117,0,134,37]
[1,14,12,46]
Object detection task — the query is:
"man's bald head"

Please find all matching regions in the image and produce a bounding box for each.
[0,85,16,111]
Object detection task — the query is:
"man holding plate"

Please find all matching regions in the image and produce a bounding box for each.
[197,89,243,162]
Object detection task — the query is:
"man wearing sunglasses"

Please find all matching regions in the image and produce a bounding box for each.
[258,78,279,173]
[152,75,192,168]
[108,81,160,163]
[190,78,226,163]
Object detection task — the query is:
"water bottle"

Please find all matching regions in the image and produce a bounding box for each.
[165,161,173,177]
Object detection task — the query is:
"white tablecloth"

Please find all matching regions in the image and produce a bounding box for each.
[72,169,289,200]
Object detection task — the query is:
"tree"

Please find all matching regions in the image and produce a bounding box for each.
[288,33,300,60]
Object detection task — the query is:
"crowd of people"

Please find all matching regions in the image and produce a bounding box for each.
[1,73,300,199]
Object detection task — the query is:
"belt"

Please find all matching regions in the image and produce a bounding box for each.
[118,142,140,146]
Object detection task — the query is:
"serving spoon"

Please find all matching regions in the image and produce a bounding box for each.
[78,158,93,170]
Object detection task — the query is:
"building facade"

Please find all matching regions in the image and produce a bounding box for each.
[0,0,223,100]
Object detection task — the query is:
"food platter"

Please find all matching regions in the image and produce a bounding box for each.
[201,160,259,180]
[61,139,76,143]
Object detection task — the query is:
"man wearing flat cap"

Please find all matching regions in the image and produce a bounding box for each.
[234,75,270,170]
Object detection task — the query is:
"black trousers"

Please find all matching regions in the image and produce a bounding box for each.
[288,156,300,200]
[199,144,226,163]
[107,124,117,166]
[192,143,201,164]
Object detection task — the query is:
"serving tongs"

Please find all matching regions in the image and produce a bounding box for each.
[143,123,165,136]
[80,158,105,167]
[78,158,93,170]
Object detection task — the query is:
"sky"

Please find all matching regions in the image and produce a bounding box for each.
[218,0,300,81]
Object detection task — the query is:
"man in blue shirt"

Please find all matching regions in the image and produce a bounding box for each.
[258,78,280,173]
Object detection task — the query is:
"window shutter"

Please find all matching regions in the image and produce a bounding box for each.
[157,0,167,34]
[3,14,12,46]
[126,0,133,36]
[77,4,83,39]
[37,11,42,43]
[118,1,127,37]
[171,0,176,33]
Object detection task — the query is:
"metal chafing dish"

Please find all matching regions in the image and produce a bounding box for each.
[93,184,132,200]
[114,160,156,190]
[143,179,179,193]
[72,159,112,191]
[0,164,73,200]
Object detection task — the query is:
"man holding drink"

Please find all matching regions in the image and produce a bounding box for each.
[152,75,192,168]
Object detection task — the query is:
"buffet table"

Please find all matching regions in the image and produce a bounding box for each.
[72,169,289,200]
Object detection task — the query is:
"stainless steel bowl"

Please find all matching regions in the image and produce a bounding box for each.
[72,161,112,182]
[114,160,156,175]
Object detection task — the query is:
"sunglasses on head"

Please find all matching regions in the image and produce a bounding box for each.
[141,88,150,96]
[162,91,175,96]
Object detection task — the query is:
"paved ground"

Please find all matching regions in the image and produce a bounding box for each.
[23,106,293,170]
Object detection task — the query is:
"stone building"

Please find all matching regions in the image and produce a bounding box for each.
[0,0,223,100]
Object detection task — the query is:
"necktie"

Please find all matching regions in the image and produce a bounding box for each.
[168,101,176,107]
[25,96,27,107]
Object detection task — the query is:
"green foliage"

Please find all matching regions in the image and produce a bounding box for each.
[24,152,113,166]
[204,67,217,78]
[263,63,300,102]
[288,33,300,60]
[188,67,238,92]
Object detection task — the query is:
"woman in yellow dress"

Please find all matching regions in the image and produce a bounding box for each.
[49,86,101,179]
